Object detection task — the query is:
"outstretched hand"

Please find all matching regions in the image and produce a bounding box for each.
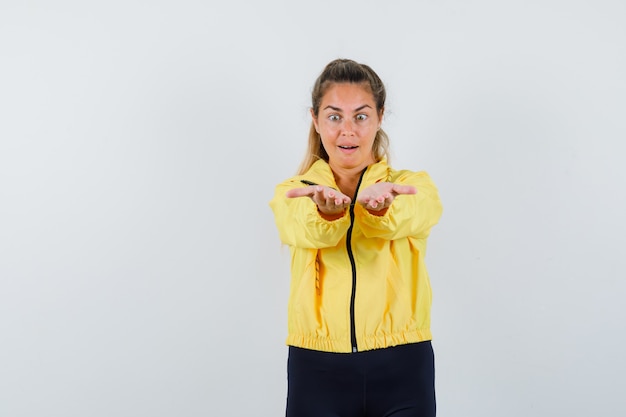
[356,182,416,212]
[286,185,352,216]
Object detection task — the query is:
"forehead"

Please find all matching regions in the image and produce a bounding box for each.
[320,83,375,108]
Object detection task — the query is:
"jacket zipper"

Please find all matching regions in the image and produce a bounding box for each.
[347,168,367,353]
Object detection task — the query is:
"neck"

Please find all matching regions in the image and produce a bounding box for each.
[330,164,365,182]
[329,162,371,199]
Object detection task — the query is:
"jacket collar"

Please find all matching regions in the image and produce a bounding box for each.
[304,159,390,188]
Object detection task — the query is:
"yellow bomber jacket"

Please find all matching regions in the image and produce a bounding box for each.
[270,159,443,353]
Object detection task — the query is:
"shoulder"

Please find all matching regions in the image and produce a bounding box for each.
[273,161,335,197]
[371,160,436,187]
[277,160,334,187]
[389,169,435,185]
[388,164,439,193]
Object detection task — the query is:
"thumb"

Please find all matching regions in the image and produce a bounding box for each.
[286,187,314,198]
[392,184,417,195]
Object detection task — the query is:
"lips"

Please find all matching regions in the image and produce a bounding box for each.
[338,145,359,155]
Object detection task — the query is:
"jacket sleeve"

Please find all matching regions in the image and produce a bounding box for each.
[355,171,443,240]
[269,179,351,249]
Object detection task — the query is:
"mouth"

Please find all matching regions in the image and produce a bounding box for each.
[338,145,358,149]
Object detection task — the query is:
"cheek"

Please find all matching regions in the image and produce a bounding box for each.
[319,125,339,139]
[360,125,378,139]
[319,138,333,154]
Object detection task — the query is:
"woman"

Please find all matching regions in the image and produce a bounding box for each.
[270,59,443,417]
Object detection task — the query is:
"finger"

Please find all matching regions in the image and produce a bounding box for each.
[357,196,372,207]
[312,186,326,203]
[319,188,338,209]
[323,192,335,207]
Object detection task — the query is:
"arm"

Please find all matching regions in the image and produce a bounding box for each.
[355,171,443,240]
[269,180,351,248]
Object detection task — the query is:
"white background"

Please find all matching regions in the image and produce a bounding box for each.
[1,1,625,416]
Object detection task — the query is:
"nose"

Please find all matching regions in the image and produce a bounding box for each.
[341,119,355,136]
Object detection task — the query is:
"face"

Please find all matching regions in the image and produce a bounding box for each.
[312,83,382,173]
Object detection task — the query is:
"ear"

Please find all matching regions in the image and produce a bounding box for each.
[310,108,320,133]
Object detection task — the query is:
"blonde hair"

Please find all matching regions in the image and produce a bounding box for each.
[297,59,390,175]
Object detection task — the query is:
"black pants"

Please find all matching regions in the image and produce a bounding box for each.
[286,341,436,417]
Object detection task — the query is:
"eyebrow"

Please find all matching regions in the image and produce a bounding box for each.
[323,104,373,112]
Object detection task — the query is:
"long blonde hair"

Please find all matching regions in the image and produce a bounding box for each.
[296,59,390,175]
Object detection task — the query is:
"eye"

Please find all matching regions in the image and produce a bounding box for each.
[328,114,341,122]
[355,114,368,121]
